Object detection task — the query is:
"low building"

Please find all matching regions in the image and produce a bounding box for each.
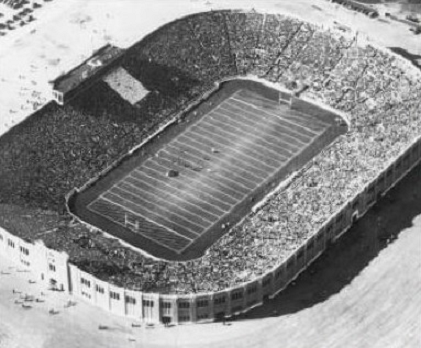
[51,44,125,105]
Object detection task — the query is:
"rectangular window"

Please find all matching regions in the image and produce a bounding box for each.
[162,302,172,309]
[49,264,56,272]
[125,296,136,305]
[247,286,257,295]
[142,300,154,307]
[95,285,104,294]
[178,302,190,309]
[197,300,208,308]
[214,297,226,305]
[231,292,243,301]
[110,292,120,301]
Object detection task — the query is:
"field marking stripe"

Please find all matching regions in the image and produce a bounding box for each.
[145,157,245,203]
[229,97,324,133]
[131,168,229,214]
[92,197,191,251]
[89,198,191,248]
[161,147,264,194]
[202,112,296,155]
[191,120,289,165]
[210,107,304,151]
[108,187,202,237]
[147,156,247,200]
[211,105,304,150]
[175,130,282,174]
[233,91,330,127]
[118,179,215,227]
[210,108,308,149]
[155,143,255,193]
[97,196,193,242]
[183,127,283,180]
[116,182,212,229]
[142,158,239,206]
[123,175,220,222]
[204,112,297,157]
[220,99,316,138]
[177,130,283,174]
[151,153,249,197]
[166,136,270,180]
[170,138,272,180]
[216,105,310,145]
[133,165,233,211]
[179,126,283,171]
[158,147,262,191]
[225,98,321,136]
[168,134,258,190]
[106,189,201,238]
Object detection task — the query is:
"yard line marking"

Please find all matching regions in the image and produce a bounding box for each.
[91,197,191,251]
[205,112,297,156]
[133,164,235,211]
[211,108,302,152]
[209,108,308,148]
[170,138,273,179]
[233,90,330,127]
[117,180,214,227]
[228,98,322,135]
[123,175,220,222]
[151,152,249,197]
[177,130,283,171]
[149,156,247,201]
[191,121,288,167]
[218,105,310,144]
[211,107,305,150]
[156,141,256,192]
[98,196,194,241]
[130,169,229,214]
[106,189,201,238]
[176,133,260,187]
[160,146,264,187]
[222,99,317,137]
[145,157,245,203]
[226,99,321,137]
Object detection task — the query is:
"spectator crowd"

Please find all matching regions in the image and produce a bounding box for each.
[0,10,420,295]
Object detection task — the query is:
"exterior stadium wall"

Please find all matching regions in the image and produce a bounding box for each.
[1,135,420,324]
[0,227,70,292]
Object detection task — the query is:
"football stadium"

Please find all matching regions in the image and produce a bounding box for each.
[1,9,421,325]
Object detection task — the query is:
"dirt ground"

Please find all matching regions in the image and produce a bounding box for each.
[0,1,420,347]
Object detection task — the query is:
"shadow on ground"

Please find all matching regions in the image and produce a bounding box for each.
[230,162,421,321]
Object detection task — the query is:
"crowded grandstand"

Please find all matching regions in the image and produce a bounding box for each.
[0,9,420,323]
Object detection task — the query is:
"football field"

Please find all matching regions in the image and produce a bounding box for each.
[88,89,334,253]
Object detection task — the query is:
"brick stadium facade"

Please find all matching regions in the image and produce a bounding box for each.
[1,9,421,325]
